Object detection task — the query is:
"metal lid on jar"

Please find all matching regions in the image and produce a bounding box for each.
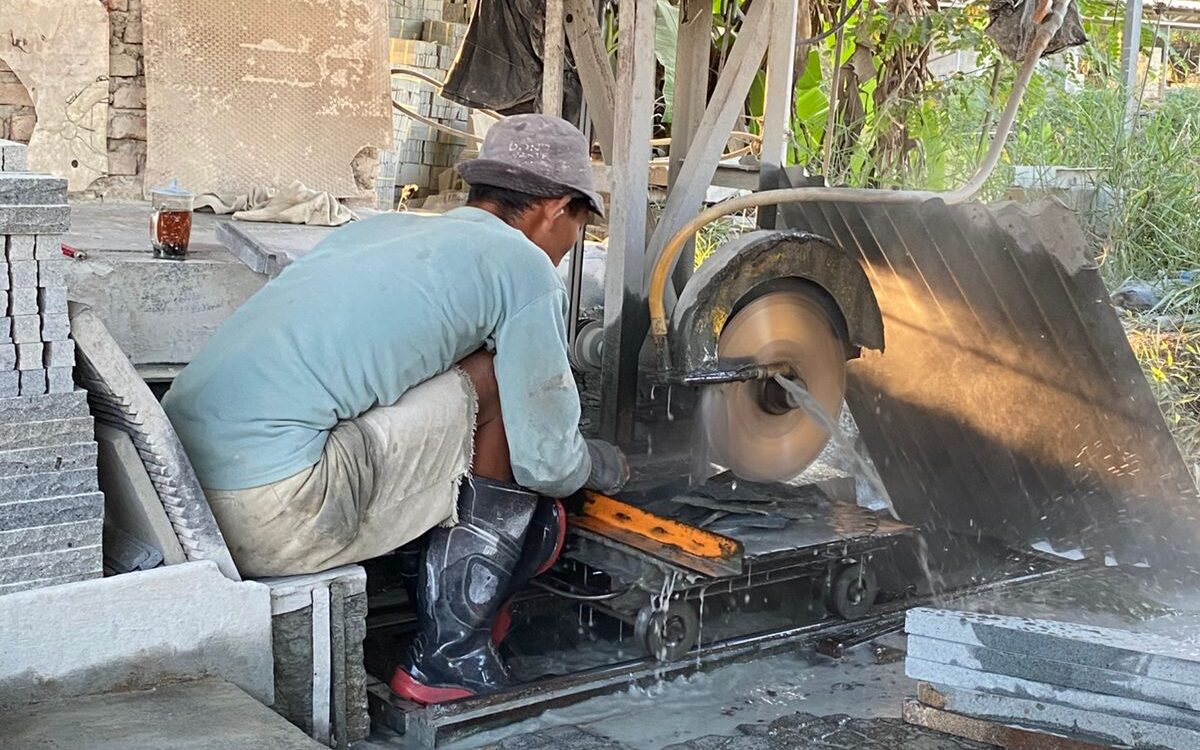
[150,179,194,198]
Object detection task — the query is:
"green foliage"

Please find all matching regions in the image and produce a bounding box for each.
[655,0,680,123]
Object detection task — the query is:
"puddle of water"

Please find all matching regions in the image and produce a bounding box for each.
[444,644,911,749]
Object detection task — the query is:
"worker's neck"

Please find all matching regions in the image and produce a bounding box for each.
[469,200,566,266]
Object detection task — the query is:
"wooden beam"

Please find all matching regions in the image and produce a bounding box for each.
[598,0,657,444]
[903,696,1113,750]
[542,0,566,116]
[643,0,773,296]
[667,0,713,290]
[758,0,799,229]
[564,0,616,161]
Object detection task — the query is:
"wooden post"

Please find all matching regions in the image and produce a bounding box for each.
[643,0,773,291]
[542,0,566,116]
[758,0,800,229]
[599,0,657,445]
[564,0,617,161]
[668,0,714,289]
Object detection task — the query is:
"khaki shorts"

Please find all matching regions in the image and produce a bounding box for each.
[205,369,477,578]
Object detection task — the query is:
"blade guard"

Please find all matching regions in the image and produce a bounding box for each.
[668,230,884,382]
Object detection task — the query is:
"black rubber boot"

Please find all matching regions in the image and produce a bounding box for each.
[492,497,567,645]
[391,476,539,704]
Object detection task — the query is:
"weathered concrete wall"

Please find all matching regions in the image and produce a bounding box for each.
[0,561,274,710]
[0,1,146,197]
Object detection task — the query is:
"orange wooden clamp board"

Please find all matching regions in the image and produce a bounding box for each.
[570,491,744,578]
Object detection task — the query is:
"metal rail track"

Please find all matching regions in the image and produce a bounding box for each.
[367,563,1078,747]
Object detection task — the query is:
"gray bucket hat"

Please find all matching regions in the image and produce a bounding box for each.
[457,114,605,217]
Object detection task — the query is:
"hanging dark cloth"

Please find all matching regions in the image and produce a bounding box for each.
[441,0,583,122]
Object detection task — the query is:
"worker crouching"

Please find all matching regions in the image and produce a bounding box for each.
[162,115,628,705]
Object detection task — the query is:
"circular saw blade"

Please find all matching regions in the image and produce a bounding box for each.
[701,289,847,482]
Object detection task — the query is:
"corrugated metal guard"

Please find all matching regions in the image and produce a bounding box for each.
[778,187,1200,567]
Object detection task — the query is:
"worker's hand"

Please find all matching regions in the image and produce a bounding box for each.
[584,439,630,495]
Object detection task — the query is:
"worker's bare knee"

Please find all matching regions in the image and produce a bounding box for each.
[457,350,501,421]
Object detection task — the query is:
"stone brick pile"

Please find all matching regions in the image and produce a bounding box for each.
[389,0,474,196]
[904,607,1200,749]
[0,139,101,595]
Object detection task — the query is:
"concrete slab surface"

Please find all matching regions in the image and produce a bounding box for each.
[0,561,272,709]
[0,678,325,750]
[62,202,266,373]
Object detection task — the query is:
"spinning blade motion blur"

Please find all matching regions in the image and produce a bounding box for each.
[701,290,847,482]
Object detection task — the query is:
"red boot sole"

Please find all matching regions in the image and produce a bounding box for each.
[390,667,475,705]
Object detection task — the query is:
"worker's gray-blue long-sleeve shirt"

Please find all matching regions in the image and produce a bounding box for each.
[162,207,592,496]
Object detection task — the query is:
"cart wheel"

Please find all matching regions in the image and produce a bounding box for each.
[830,563,879,620]
[635,599,700,662]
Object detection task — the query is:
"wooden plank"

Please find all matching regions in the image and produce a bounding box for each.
[542,0,566,116]
[903,697,1114,750]
[758,0,799,229]
[667,0,713,289]
[564,0,616,161]
[643,0,773,297]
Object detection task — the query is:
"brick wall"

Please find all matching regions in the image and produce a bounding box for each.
[100,0,148,199]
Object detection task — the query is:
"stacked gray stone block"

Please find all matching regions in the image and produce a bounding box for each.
[905,607,1200,749]
[388,0,472,196]
[0,142,101,595]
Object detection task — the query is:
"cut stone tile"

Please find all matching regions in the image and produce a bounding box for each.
[0,544,100,586]
[34,234,62,260]
[0,262,8,290]
[16,342,43,370]
[907,657,1200,732]
[0,140,27,172]
[927,683,1200,750]
[0,205,70,235]
[0,174,68,207]
[0,343,15,370]
[37,259,67,287]
[11,315,40,344]
[0,571,91,596]
[0,370,17,398]
[40,313,69,341]
[0,468,97,498]
[906,608,1200,688]
[43,340,75,369]
[71,305,238,579]
[95,424,187,567]
[0,317,9,342]
[907,635,1200,712]
[0,492,104,532]
[10,287,37,316]
[0,519,101,559]
[0,416,93,451]
[0,441,97,477]
[18,368,46,396]
[0,389,87,421]
[37,285,67,314]
[46,366,74,394]
[8,259,37,289]
[5,235,34,261]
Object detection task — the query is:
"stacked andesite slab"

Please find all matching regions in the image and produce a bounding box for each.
[905,607,1200,750]
[0,138,101,595]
